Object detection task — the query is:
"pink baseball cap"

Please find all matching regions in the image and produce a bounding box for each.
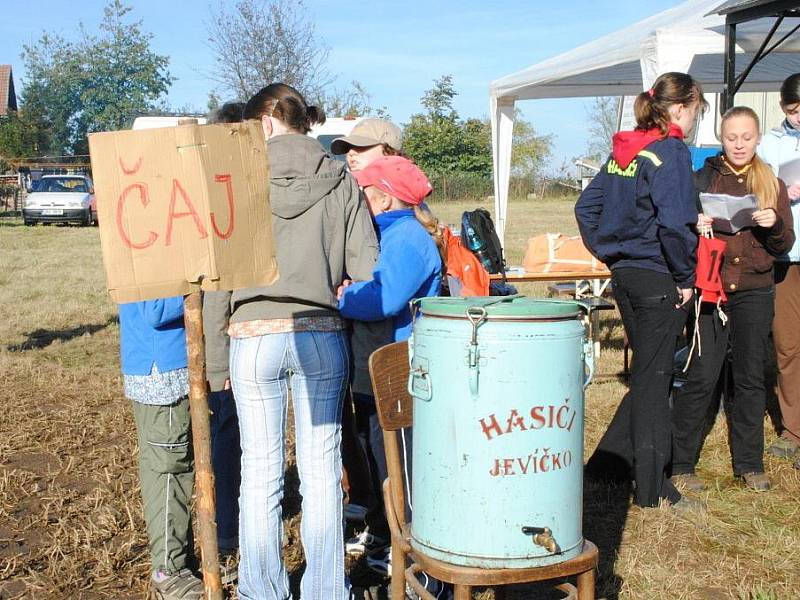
[353,156,433,206]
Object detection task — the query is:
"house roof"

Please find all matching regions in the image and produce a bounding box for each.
[0,65,17,116]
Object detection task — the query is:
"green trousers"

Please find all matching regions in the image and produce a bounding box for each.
[133,399,195,575]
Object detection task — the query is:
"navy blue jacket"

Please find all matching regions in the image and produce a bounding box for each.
[575,136,698,287]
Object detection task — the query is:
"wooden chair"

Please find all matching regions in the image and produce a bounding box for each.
[368,341,599,600]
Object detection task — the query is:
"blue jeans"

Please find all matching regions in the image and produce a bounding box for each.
[209,389,241,550]
[231,331,349,600]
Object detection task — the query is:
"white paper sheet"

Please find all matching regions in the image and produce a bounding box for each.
[778,158,800,186]
[699,193,758,234]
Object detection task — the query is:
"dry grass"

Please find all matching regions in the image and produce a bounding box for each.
[1,202,798,599]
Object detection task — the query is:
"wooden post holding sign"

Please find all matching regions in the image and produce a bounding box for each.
[183,289,220,596]
[88,118,278,599]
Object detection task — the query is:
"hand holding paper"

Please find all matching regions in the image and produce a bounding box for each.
[699,193,759,234]
[752,208,777,228]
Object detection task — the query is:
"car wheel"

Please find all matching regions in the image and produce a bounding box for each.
[24,219,34,226]
[83,209,92,227]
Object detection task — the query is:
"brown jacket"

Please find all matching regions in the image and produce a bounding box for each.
[696,155,795,293]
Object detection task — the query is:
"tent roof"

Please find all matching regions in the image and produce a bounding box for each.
[713,0,800,18]
[489,0,800,101]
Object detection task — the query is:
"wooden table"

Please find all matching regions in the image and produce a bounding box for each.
[490,268,615,363]
[491,269,612,297]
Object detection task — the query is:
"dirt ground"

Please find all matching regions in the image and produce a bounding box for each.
[2,202,799,599]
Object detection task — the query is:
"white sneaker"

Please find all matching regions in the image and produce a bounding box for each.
[345,529,387,555]
[343,503,368,522]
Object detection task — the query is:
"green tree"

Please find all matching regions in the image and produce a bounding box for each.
[404,75,491,176]
[510,112,554,179]
[0,111,50,160]
[16,33,83,156]
[585,96,619,160]
[74,1,172,144]
[11,0,172,156]
[404,77,551,180]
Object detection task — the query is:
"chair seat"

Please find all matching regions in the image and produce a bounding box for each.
[402,524,598,587]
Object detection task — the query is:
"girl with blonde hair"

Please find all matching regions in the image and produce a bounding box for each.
[671,106,795,492]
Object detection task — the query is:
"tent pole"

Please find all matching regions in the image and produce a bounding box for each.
[733,16,784,94]
[723,21,737,114]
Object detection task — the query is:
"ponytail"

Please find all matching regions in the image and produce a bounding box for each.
[243,83,326,134]
[412,204,447,273]
[748,156,778,211]
[635,72,708,135]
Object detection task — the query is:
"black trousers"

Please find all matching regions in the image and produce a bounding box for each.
[585,268,687,507]
[672,286,774,476]
[352,392,391,539]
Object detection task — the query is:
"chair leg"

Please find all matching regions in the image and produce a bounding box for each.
[391,536,406,600]
[577,568,595,600]
[454,584,471,600]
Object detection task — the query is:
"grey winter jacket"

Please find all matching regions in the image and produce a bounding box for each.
[229,133,379,322]
[203,290,231,392]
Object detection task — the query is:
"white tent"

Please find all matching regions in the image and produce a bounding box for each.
[489,0,800,246]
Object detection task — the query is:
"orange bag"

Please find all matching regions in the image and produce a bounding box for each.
[443,227,490,296]
[522,233,605,273]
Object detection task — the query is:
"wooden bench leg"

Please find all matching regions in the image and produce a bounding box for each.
[577,567,595,600]
[454,584,471,600]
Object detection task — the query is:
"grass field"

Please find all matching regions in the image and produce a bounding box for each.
[1,198,799,599]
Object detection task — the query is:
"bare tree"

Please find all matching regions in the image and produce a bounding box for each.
[207,0,333,102]
[585,96,620,160]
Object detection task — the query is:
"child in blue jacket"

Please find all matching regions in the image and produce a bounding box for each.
[337,156,445,586]
[338,155,443,339]
[118,297,203,599]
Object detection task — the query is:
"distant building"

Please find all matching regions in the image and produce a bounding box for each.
[0,65,17,116]
[574,158,600,190]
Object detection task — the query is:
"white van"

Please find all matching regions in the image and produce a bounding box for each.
[132,115,208,130]
[309,117,364,158]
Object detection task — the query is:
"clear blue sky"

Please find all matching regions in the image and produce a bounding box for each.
[0,0,684,168]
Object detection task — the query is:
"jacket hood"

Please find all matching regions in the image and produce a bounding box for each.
[268,134,347,219]
[782,119,800,138]
[611,123,684,168]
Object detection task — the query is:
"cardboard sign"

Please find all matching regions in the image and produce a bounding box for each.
[88,121,279,303]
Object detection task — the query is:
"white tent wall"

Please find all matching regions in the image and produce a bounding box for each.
[489,0,800,247]
[490,95,515,246]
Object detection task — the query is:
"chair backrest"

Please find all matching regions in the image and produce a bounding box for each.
[368,340,413,527]
[368,340,412,431]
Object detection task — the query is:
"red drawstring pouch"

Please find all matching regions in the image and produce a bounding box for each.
[684,234,728,372]
[695,235,727,305]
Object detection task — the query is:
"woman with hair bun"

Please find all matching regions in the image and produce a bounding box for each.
[672,106,794,492]
[576,72,707,509]
[224,82,379,599]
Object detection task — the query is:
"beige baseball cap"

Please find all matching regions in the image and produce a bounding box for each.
[330,118,403,155]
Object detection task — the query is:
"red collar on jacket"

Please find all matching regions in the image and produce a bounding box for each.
[611,123,684,168]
